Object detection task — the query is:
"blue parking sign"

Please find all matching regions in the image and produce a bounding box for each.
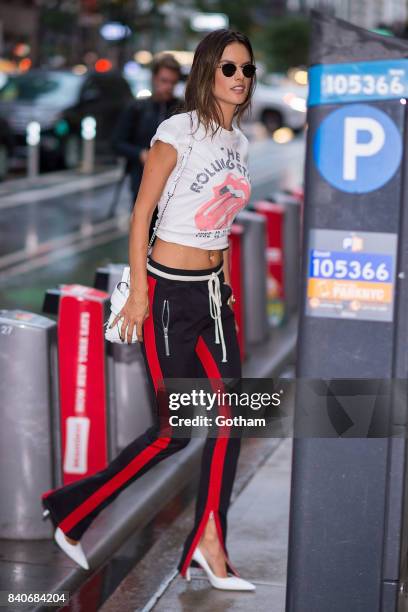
[313,104,402,193]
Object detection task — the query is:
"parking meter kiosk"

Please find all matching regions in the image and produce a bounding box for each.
[287,11,408,612]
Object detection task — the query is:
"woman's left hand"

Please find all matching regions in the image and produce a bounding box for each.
[225,287,239,334]
[227,292,236,309]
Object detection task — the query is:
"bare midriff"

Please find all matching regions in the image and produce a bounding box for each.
[151,237,224,270]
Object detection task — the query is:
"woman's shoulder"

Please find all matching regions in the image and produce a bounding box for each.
[160,111,195,133]
[150,111,194,151]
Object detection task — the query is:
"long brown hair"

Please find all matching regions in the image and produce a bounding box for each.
[180,29,256,139]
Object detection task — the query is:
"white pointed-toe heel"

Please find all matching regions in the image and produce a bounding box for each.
[54,527,90,570]
[42,503,90,570]
[189,546,255,591]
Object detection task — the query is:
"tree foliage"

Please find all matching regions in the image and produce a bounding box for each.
[195,0,254,35]
[252,14,311,71]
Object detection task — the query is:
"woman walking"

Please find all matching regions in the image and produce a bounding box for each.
[41,28,256,591]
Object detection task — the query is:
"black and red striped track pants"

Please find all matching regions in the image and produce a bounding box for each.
[41,256,243,578]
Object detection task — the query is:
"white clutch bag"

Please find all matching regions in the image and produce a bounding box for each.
[104,266,139,344]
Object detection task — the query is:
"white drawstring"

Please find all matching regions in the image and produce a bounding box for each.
[208,272,227,363]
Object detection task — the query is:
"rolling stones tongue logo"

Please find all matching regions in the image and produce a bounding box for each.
[194,173,250,230]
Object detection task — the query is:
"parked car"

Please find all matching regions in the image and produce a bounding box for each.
[250,79,307,134]
[0,115,14,180]
[169,71,307,135]
[123,65,153,99]
[0,69,133,170]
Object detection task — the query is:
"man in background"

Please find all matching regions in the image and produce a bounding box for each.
[112,54,182,238]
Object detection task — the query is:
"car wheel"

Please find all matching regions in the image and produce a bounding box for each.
[261,110,283,135]
[62,135,81,169]
[0,144,9,181]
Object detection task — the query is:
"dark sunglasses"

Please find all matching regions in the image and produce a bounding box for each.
[219,62,257,78]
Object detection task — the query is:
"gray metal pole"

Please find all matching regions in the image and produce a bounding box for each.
[26,121,40,179]
[80,116,96,174]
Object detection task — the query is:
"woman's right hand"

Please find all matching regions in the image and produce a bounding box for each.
[109,290,150,343]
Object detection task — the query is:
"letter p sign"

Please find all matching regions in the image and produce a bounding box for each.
[344,117,385,181]
[314,104,402,193]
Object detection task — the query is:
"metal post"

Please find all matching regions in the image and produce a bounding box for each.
[26,121,40,179]
[80,116,96,174]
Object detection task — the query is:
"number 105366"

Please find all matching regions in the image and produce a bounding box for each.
[311,257,391,282]
[322,73,405,97]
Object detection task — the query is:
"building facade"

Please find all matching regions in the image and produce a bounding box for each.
[286,0,407,29]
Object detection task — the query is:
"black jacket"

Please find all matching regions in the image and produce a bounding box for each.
[111,95,181,195]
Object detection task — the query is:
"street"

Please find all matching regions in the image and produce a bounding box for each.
[0,131,305,313]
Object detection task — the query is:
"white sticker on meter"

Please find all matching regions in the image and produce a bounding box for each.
[64,416,90,474]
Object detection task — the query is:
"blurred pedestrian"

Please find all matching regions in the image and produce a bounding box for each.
[111,54,182,238]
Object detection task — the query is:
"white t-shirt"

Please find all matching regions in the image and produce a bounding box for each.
[150,109,251,250]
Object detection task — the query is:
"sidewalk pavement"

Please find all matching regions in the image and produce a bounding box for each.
[0,164,121,198]
[101,438,293,612]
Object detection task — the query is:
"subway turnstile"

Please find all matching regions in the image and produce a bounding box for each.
[43,285,111,485]
[235,210,269,344]
[0,310,59,538]
[94,263,154,456]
